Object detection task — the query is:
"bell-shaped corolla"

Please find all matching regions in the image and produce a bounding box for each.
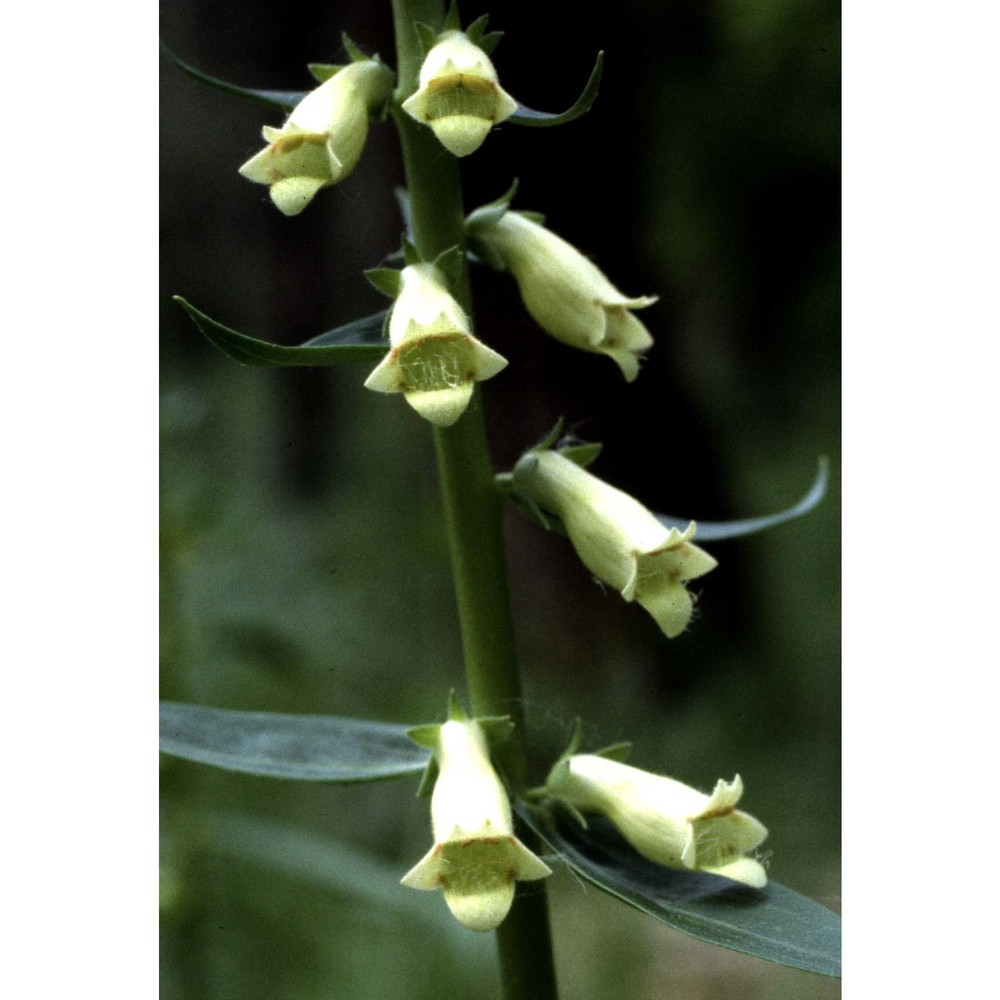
[472,211,657,380]
[545,753,768,888]
[401,718,552,931]
[239,60,393,215]
[364,262,507,427]
[512,449,716,638]
[402,31,517,157]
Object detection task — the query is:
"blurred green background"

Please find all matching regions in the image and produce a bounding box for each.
[160,1,840,997]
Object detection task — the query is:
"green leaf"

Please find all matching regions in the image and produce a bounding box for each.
[656,458,829,541]
[174,297,388,366]
[509,52,604,127]
[160,41,305,111]
[160,702,431,781]
[519,804,840,978]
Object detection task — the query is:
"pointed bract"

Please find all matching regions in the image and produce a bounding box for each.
[402,31,517,157]
[512,449,716,637]
[545,754,768,888]
[401,719,551,931]
[364,263,507,426]
[238,60,393,215]
[472,210,656,380]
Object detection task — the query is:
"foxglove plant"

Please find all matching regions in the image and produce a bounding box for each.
[161,2,838,998]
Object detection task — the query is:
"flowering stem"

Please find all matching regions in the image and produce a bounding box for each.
[390,2,558,998]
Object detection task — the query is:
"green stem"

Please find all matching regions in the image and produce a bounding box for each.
[389,3,558,999]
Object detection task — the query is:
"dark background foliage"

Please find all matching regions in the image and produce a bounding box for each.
[160,1,840,997]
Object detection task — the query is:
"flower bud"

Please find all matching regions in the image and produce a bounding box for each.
[512,449,716,638]
[472,211,657,380]
[364,262,507,426]
[239,60,393,215]
[402,31,517,157]
[401,719,552,932]
[545,754,768,887]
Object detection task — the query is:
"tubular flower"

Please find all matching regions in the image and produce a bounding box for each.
[402,31,517,157]
[512,449,717,638]
[239,60,393,215]
[364,262,507,427]
[472,211,657,381]
[401,719,552,932]
[546,754,768,888]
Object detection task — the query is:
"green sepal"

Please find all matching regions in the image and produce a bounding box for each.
[447,690,469,721]
[532,418,565,452]
[160,41,305,111]
[464,13,490,44]
[444,1,462,31]
[364,268,403,299]
[402,238,424,267]
[593,741,633,762]
[307,63,343,84]
[342,32,370,63]
[414,756,440,798]
[414,22,440,58]
[478,716,516,749]
[465,179,519,235]
[517,210,547,225]
[407,723,443,749]
[478,31,504,56]
[656,458,829,542]
[175,297,388,366]
[464,13,503,56]
[509,51,604,127]
[558,442,602,468]
[432,245,466,295]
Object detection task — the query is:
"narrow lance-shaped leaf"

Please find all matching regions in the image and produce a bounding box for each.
[656,458,829,541]
[174,297,388,367]
[518,804,840,978]
[509,51,604,126]
[160,42,305,110]
[159,702,431,781]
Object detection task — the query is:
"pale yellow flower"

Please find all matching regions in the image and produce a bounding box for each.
[473,211,656,380]
[239,60,392,215]
[363,262,507,426]
[402,718,551,931]
[513,449,716,637]
[546,754,768,887]
[402,31,517,157]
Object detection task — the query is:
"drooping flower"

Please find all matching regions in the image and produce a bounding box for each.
[470,210,657,380]
[545,753,768,887]
[239,60,393,215]
[401,717,552,932]
[402,31,517,157]
[364,262,507,427]
[512,448,716,637]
